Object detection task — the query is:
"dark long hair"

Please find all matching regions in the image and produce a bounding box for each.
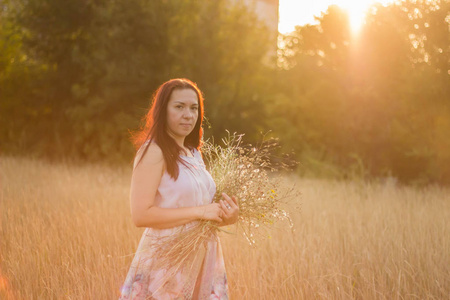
[132,78,204,179]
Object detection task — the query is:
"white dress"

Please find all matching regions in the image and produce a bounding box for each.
[119,146,229,300]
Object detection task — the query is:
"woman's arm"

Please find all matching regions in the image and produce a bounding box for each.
[130,143,223,229]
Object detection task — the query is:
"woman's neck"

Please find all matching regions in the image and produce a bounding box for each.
[168,132,185,148]
[173,137,192,157]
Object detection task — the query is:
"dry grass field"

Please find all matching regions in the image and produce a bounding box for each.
[1,156,449,299]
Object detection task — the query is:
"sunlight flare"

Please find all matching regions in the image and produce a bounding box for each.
[279,0,394,34]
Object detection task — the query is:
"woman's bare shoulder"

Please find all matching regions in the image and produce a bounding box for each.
[134,141,164,169]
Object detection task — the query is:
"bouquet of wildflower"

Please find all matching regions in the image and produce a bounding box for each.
[148,132,297,277]
[202,132,296,244]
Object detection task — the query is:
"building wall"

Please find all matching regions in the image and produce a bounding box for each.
[242,0,279,61]
[243,0,279,35]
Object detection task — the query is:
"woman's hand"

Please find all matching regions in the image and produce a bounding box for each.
[219,193,239,226]
[198,203,223,223]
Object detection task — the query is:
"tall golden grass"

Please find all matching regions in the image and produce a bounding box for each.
[1,156,449,299]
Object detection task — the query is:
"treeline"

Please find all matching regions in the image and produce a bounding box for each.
[275,2,450,184]
[0,0,273,162]
[1,0,449,184]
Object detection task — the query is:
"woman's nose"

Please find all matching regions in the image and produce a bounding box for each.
[183,109,192,119]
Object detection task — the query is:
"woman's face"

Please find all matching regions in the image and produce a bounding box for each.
[166,88,199,142]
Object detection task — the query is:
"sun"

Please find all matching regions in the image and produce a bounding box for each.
[336,0,393,35]
[341,1,370,34]
[279,0,393,34]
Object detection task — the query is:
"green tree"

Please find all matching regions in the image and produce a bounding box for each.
[0,0,274,163]
[276,1,450,184]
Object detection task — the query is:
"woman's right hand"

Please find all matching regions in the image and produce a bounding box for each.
[198,203,223,223]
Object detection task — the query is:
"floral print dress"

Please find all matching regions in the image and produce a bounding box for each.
[119,146,228,300]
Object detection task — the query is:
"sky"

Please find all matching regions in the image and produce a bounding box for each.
[278,0,394,33]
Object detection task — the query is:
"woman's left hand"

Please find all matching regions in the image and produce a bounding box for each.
[219,193,239,226]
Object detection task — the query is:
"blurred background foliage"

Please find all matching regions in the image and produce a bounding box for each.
[0,0,449,185]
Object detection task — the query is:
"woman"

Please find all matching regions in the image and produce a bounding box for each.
[119,78,239,299]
